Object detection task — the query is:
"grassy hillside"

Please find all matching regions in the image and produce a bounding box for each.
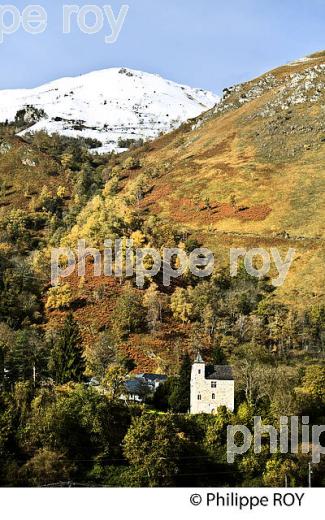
[0,132,66,213]
[108,51,325,306]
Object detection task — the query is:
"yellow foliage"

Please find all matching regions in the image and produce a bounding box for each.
[61,190,135,248]
[0,242,12,254]
[57,185,66,198]
[46,284,73,310]
[60,152,74,170]
[170,287,193,323]
[131,230,146,248]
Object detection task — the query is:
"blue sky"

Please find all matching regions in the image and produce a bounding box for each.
[0,0,324,93]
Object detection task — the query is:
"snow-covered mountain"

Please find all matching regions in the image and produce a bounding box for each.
[0,67,219,153]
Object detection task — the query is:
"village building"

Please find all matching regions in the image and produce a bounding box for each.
[123,373,168,402]
[190,352,234,414]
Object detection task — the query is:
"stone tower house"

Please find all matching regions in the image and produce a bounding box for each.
[190,352,234,414]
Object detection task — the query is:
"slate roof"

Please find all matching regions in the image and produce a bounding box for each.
[205,365,234,381]
[124,378,149,395]
[136,373,168,383]
[124,373,167,396]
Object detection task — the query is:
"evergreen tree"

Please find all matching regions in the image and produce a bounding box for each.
[212,345,226,365]
[5,329,48,388]
[49,314,86,384]
[168,353,192,413]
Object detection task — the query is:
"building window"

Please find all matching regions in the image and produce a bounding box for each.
[198,395,202,401]
[212,393,215,400]
[198,369,201,374]
[211,381,216,388]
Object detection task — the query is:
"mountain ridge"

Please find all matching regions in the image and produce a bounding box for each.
[0,67,219,154]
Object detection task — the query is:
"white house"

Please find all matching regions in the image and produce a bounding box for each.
[190,352,234,414]
[123,373,167,402]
